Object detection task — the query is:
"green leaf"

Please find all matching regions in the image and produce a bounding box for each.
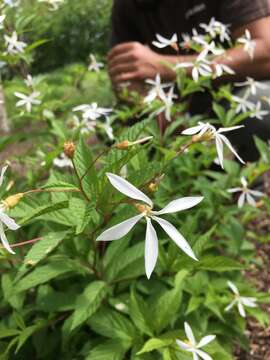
[15,259,78,293]
[0,329,20,340]
[19,201,69,225]
[15,320,47,353]
[130,289,153,336]
[86,339,130,360]
[197,256,244,272]
[137,338,172,355]
[89,306,136,341]
[71,281,107,331]
[42,181,79,191]
[18,231,69,276]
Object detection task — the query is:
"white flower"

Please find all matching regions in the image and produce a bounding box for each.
[98,117,114,141]
[200,17,231,42]
[155,87,177,122]
[234,77,267,96]
[73,102,112,121]
[182,122,245,169]
[15,91,41,113]
[237,30,256,59]
[115,303,126,312]
[144,74,173,104]
[88,54,104,72]
[176,322,216,360]
[0,166,20,255]
[38,0,64,11]
[195,38,225,57]
[249,101,269,120]
[53,153,73,169]
[175,52,212,82]
[152,33,178,49]
[97,173,203,279]
[24,74,33,87]
[231,95,254,114]
[180,29,205,49]
[228,176,264,208]
[5,31,27,55]
[0,14,6,29]
[214,63,235,78]
[225,281,257,318]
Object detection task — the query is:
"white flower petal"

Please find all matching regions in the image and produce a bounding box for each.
[176,340,191,351]
[246,193,256,207]
[238,192,246,208]
[0,211,20,231]
[228,281,239,295]
[215,135,224,169]
[106,173,153,207]
[184,322,196,345]
[249,189,264,197]
[0,165,8,186]
[153,197,203,215]
[197,335,216,348]
[218,134,245,164]
[145,218,159,279]
[182,124,206,135]
[196,349,213,360]
[241,297,257,308]
[237,301,246,318]
[225,299,237,312]
[0,222,15,254]
[96,214,144,241]
[152,216,198,261]
[218,125,244,133]
[227,187,242,193]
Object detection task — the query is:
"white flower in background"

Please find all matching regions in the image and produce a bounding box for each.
[97,173,203,279]
[235,77,267,96]
[231,95,254,114]
[214,63,235,78]
[5,31,27,55]
[144,74,173,104]
[175,52,212,82]
[115,303,126,312]
[195,38,225,57]
[180,29,205,49]
[3,0,20,7]
[73,102,112,121]
[88,54,104,72]
[200,17,231,42]
[249,101,269,120]
[0,14,6,29]
[225,281,257,318]
[228,176,264,208]
[15,91,41,113]
[98,117,114,141]
[72,116,91,135]
[155,87,177,122]
[152,33,178,49]
[53,153,73,169]
[237,30,256,59]
[38,0,64,11]
[24,74,33,87]
[182,122,245,169]
[0,166,20,255]
[176,322,216,360]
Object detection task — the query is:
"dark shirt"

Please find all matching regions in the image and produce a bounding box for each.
[111,0,270,51]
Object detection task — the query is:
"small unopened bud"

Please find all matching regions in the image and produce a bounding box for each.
[64,141,76,159]
[148,183,158,192]
[116,136,153,150]
[3,193,24,209]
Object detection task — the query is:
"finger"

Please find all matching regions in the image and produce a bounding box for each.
[109,63,138,77]
[108,52,136,69]
[108,42,139,60]
[114,71,141,84]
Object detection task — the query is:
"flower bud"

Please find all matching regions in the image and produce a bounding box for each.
[115,140,130,150]
[3,193,24,209]
[64,141,76,159]
[192,131,214,143]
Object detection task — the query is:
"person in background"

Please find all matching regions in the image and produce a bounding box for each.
[108,0,270,161]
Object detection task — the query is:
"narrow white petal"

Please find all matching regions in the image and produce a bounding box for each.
[237,301,246,318]
[219,134,245,164]
[249,189,264,197]
[241,297,257,308]
[227,188,242,193]
[152,216,198,261]
[192,353,199,360]
[246,193,256,207]
[176,339,191,351]
[153,197,203,215]
[228,281,239,295]
[238,192,246,208]
[0,211,20,231]
[145,218,159,279]
[196,349,213,360]
[152,41,166,49]
[182,124,206,135]
[215,135,224,169]
[218,125,244,133]
[106,173,153,207]
[96,214,144,241]
[0,222,15,254]
[225,299,237,312]
[197,335,216,348]
[184,322,196,345]
[0,165,8,186]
